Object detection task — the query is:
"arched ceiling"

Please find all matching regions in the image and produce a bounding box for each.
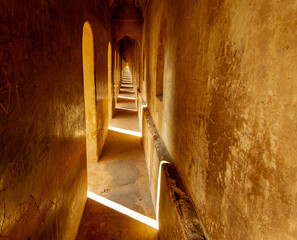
[110,0,144,44]
[105,0,148,14]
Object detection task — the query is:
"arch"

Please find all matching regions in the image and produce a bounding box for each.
[115,34,141,48]
[108,42,112,119]
[82,21,98,162]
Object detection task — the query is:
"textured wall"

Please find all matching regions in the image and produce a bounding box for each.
[0,0,111,239]
[142,0,297,239]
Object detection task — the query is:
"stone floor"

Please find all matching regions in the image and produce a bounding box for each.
[77,70,158,240]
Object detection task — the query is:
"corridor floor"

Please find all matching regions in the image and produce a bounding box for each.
[77,70,158,240]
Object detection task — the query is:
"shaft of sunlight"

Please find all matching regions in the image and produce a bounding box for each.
[109,126,142,137]
[87,191,158,229]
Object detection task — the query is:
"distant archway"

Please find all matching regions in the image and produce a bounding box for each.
[82,21,98,162]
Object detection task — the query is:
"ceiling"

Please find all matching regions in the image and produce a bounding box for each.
[105,0,148,13]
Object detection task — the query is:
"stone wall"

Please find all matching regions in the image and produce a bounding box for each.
[141,0,297,239]
[0,0,111,239]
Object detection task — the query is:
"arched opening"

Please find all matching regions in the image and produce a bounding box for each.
[108,42,112,119]
[115,36,139,111]
[82,21,98,162]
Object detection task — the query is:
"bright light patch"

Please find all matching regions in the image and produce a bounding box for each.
[118,96,136,100]
[120,89,134,93]
[156,161,170,221]
[116,107,138,112]
[74,129,85,138]
[139,103,148,131]
[109,126,142,137]
[87,191,158,229]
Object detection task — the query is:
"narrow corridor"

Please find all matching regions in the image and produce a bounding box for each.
[76,69,158,239]
[116,67,137,111]
[3,1,297,239]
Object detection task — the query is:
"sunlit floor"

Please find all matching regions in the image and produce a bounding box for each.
[77,71,158,239]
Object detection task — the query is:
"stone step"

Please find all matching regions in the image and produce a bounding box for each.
[118,92,135,99]
[118,95,136,100]
[121,84,133,88]
[120,89,135,93]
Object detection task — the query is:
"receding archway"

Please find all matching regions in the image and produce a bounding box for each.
[82,21,98,162]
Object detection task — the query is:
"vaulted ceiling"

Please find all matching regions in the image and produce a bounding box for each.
[105,0,148,14]
[109,0,144,44]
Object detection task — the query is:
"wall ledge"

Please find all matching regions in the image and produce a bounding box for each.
[142,107,207,240]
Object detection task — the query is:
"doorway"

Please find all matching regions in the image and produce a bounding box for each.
[82,21,98,162]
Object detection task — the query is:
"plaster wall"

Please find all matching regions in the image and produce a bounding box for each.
[141,0,297,239]
[0,0,111,239]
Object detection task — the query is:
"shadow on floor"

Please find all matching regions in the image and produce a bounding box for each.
[76,198,159,240]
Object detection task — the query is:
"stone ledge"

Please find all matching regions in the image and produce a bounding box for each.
[142,107,207,240]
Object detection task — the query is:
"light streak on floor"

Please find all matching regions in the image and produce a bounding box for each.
[108,126,142,137]
[87,191,158,229]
